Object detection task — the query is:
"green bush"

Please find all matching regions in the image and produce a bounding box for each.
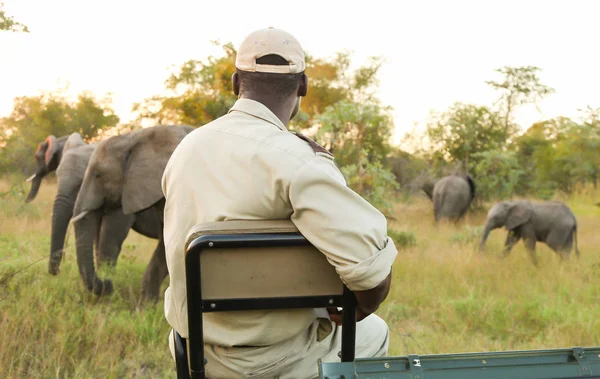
[450,226,483,246]
[341,151,400,214]
[470,150,524,201]
[388,229,417,248]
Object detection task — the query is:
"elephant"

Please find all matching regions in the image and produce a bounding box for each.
[423,174,476,222]
[479,200,580,265]
[25,134,71,202]
[25,133,159,277]
[25,133,100,274]
[46,133,97,274]
[71,124,194,300]
[420,180,435,201]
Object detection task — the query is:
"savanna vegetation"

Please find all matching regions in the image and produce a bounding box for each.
[2,179,599,377]
[1,29,600,378]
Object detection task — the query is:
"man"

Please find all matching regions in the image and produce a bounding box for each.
[162,27,398,378]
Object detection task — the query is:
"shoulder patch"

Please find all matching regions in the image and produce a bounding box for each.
[292,132,334,159]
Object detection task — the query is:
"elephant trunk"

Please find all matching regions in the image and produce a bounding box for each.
[479,224,493,252]
[48,193,75,275]
[25,174,44,203]
[74,214,113,296]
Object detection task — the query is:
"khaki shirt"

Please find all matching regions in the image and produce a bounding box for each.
[162,98,398,347]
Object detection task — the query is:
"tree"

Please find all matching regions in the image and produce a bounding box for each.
[132,42,238,126]
[470,150,524,201]
[386,147,430,189]
[486,66,555,131]
[295,53,383,128]
[514,111,600,197]
[315,100,398,213]
[0,2,29,32]
[315,100,393,167]
[340,151,399,214]
[553,122,600,192]
[579,105,600,128]
[425,103,512,172]
[0,91,119,174]
[132,43,386,130]
[309,57,398,212]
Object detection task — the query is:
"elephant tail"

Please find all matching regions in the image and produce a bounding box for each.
[466,175,476,201]
[574,225,580,258]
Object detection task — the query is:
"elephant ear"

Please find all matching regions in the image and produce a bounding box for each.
[63,133,85,153]
[44,135,58,167]
[121,127,183,215]
[506,204,532,230]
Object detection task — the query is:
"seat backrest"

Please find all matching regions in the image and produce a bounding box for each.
[180,220,356,379]
[185,220,343,304]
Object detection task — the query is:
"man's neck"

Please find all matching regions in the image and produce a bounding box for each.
[240,94,292,126]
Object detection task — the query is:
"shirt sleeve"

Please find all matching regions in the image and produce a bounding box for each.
[288,157,398,292]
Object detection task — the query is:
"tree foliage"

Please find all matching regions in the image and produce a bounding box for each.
[132,42,237,126]
[470,150,524,201]
[315,100,393,166]
[132,43,386,130]
[386,148,430,189]
[340,151,399,214]
[514,112,600,196]
[425,103,513,171]
[316,100,398,213]
[416,65,580,201]
[0,2,29,32]
[0,91,119,174]
[309,57,397,211]
[486,66,555,130]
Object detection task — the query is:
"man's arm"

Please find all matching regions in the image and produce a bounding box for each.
[288,157,398,322]
[355,270,392,315]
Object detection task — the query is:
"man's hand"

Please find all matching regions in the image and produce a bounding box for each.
[326,271,393,326]
[326,307,369,326]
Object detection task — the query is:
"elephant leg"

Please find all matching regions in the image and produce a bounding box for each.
[140,236,167,301]
[97,209,135,268]
[546,229,572,262]
[523,238,538,266]
[140,200,168,301]
[433,199,441,224]
[502,231,520,258]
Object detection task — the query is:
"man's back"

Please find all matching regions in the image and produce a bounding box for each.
[162,98,349,347]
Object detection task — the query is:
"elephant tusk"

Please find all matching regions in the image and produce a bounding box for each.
[71,210,90,224]
[25,174,36,182]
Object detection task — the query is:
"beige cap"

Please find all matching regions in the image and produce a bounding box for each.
[235,27,305,74]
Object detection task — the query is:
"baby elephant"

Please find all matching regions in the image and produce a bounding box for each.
[479,200,580,265]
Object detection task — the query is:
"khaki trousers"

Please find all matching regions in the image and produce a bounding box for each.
[169,314,389,379]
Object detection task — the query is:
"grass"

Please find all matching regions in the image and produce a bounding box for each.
[382,193,600,355]
[1,177,600,377]
[0,179,171,378]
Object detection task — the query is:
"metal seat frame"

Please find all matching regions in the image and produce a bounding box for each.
[174,230,357,379]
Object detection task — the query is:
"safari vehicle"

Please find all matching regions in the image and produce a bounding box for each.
[173,220,600,379]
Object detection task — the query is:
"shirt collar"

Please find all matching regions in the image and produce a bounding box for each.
[228,98,288,132]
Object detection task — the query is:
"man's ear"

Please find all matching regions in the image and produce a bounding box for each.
[298,73,308,97]
[232,72,240,96]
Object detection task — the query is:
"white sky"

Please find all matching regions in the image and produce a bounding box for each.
[1,0,599,150]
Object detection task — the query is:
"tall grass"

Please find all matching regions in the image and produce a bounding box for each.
[383,194,600,355]
[1,177,599,377]
[0,179,171,378]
